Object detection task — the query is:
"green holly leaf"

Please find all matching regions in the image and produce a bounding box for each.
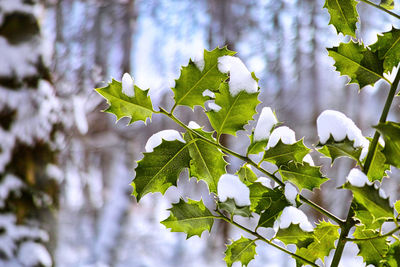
[352,200,385,230]
[96,79,154,124]
[279,162,329,192]
[263,139,310,167]
[353,227,389,266]
[395,200,400,214]
[297,220,340,264]
[323,0,359,37]
[132,140,190,201]
[224,236,257,267]
[328,41,384,89]
[173,47,235,109]
[370,27,400,74]
[257,189,290,229]
[161,198,214,238]
[318,136,362,165]
[184,129,227,193]
[380,0,394,9]
[248,182,277,214]
[207,82,260,138]
[274,224,314,247]
[247,135,268,155]
[219,198,251,217]
[384,241,400,267]
[343,183,393,222]
[237,164,258,185]
[375,121,400,168]
[365,138,389,183]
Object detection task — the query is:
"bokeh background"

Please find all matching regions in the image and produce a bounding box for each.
[1,0,400,266]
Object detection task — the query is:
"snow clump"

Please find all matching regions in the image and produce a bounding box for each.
[284,183,298,206]
[202,89,215,98]
[274,206,313,232]
[302,154,315,166]
[188,121,201,129]
[122,73,135,97]
[346,168,371,187]
[193,51,205,72]
[217,174,250,206]
[256,177,277,189]
[266,126,296,149]
[253,107,278,142]
[208,102,222,112]
[145,130,185,152]
[217,56,258,96]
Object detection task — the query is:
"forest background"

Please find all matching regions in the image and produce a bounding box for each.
[0,0,399,266]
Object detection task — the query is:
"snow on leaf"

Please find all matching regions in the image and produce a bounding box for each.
[370,27,400,74]
[218,174,250,207]
[96,79,153,124]
[145,130,185,152]
[274,223,314,247]
[353,227,389,266]
[253,107,278,142]
[328,41,384,89]
[279,162,329,192]
[161,198,214,239]
[224,236,257,267]
[324,0,359,37]
[184,128,227,194]
[173,47,235,109]
[346,168,371,187]
[207,82,259,138]
[132,140,190,201]
[374,121,400,169]
[263,139,310,167]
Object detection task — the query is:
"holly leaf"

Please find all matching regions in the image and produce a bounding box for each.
[352,200,385,230]
[224,236,257,267]
[343,183,393,222]
[353,227,389,266]
[96,79,154,124]
[218,198,251,217]
[247,135,268,155]
[370,27,400,73]
[184,129,227,193]
[257,189,290,229]
[279,162,329,192]
[274,224,314,247]
[375,121,400,168]
[297,220,340,264]
[380,0,395,10]
[248,182,277,214]
[384,241,400,267]
[317,136,362,165]
[237,164,258,185]
[173,47,235,109]
[207,82,260,138]
[323,0,359,37]
[132,140,190,201]
[161,198,214,238]
[395,200,400,214]
[263,139,310,167]
[365,138,389,183]
[328,41,384,89]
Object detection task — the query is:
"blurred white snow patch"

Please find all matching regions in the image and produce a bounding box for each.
[208,101,222,112]
[217,174,250,206]
[0,174,25,208]
[188,121,201,129]
[192,50,205,72]
[379,187,387,199]
[46,164,64,182]
[256,177,276,189]
[18,241,52,267]
[302,154,315,166]
[217,56,258,96]
[284,183,298,206]
[346,168,371,187]
[274,206,313,232]
[73,96,88,135]
[266,126,296,149]
[121,73,135,97]
[317,110,368,159]
[254,107,278,142]
[202,89,215,98]
[145,130,185,152]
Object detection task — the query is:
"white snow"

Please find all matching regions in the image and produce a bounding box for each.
[121,73,135,97]
[317,110,369,159]
[217,56,258,96]
[253,107,278,142]
[0,175,25,208]
[73,96,88,135]
[256,177,276,189]
[208,102,222,112]
[202,89,215,98]
[188,121,201,129]
[217,174,250,206]
[145,130,185,152]
[266,126,296,149]
[346,168,371,187]
[303,154,315,166]
[379,188,387,199]
[274,206,313,232]
[17,241,52,267]
[193,52,205,72]
[284,183,298,206]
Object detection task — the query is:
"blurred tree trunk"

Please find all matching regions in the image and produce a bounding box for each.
[0,0,59,265]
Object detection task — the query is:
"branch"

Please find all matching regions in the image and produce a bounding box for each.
[359,0,400,20]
